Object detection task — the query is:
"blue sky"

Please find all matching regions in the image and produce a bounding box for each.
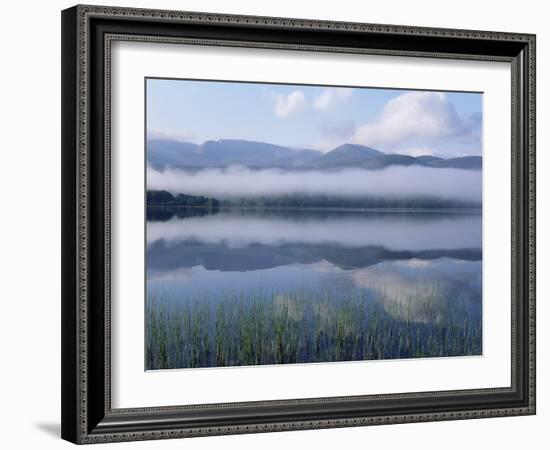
[146,78,482,158]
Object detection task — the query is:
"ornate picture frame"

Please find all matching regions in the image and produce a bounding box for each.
[61,4,536,444]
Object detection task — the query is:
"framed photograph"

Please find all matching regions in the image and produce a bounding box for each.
[61,4,536,444]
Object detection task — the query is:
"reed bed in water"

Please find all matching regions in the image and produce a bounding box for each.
[145,286,481,370]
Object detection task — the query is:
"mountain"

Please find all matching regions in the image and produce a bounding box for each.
[147,139,482,171]
[423,156,483,170]
[416,155,444,164]
[147,139,299,169]
[357,154,421,170]
[147,139,199,168]
[270,149,321,167]
[311,143,384,168]
[196,139,297,165]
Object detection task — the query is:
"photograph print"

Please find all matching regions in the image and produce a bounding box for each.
[145,79,483,371]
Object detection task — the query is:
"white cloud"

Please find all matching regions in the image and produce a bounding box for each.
[351,92,478,151]
[272,87,353,118]
[313,88,353,111]
[273,90,307,118]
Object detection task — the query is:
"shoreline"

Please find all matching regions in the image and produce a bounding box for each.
[146,204,482,214]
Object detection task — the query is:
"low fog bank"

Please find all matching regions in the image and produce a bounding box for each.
[147,213,482,250]
[147,166,481,203]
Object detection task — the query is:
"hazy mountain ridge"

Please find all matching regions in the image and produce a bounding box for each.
[147,139,482,171]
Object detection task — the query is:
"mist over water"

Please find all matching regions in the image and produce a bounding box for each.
[147,165,482,203]
[147,210,482,251]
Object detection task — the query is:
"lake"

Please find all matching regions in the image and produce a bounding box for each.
[145,207,482,370]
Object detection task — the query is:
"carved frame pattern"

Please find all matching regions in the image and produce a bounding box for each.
[61,4,536,444]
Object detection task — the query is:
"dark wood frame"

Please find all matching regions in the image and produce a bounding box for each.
[61,4,536,444]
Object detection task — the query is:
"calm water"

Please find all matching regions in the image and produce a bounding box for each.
[145,207,482,369]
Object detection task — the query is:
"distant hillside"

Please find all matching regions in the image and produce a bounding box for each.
[312,143,384,167]
[147,139,482,171]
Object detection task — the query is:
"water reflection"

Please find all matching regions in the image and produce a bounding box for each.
[147,208,481,250]
[146,207,482,369]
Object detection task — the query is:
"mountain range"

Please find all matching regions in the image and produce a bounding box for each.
[147,139,482,171]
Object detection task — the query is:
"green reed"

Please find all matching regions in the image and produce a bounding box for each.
[145,286,481,370]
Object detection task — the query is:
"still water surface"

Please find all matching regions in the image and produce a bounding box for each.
[146,208,482,369]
